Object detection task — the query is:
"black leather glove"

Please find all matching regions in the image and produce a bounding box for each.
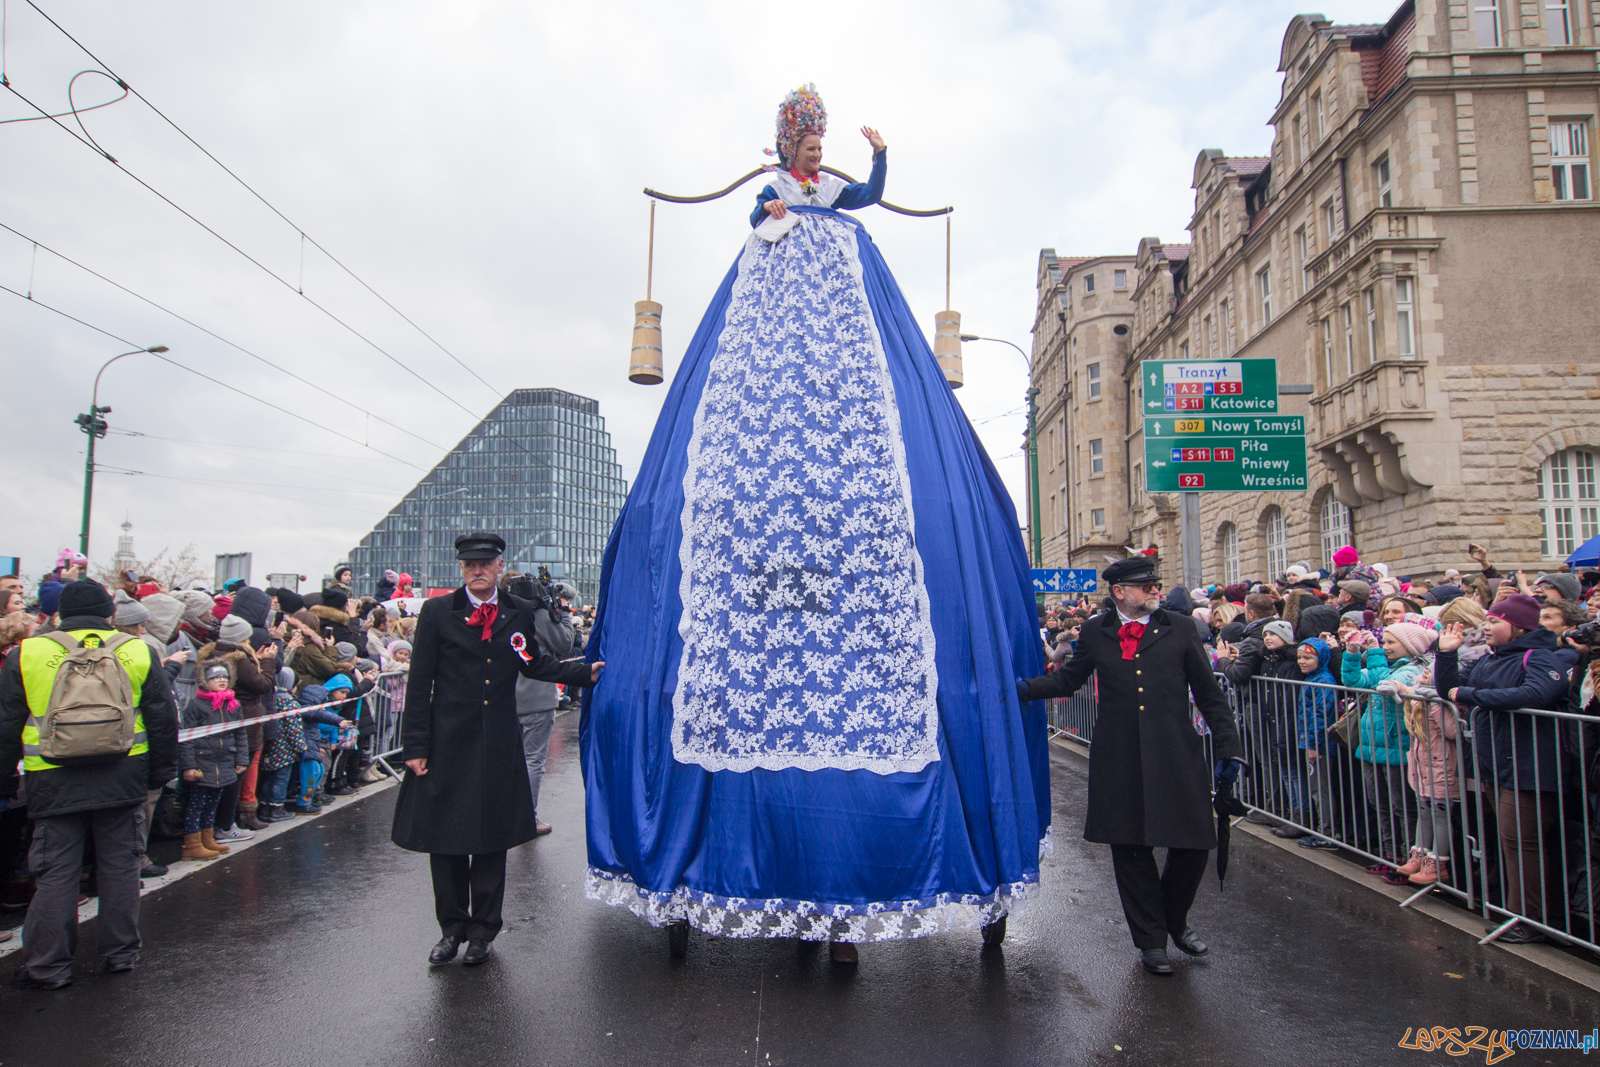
[1015,678,1032,702]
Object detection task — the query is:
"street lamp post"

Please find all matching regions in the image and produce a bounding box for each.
[960,334,1043,568]
[77,346,168,555]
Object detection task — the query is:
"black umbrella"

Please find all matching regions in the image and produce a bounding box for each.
[1213,766,1249,891]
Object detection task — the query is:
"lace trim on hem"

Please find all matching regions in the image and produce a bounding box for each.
[584,866,1038,942]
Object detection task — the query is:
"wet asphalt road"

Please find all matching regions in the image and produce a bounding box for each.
[2,713,1597,1067]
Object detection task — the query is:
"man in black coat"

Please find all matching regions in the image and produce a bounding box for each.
[1019,556,1242,976]
[392,532,604,967]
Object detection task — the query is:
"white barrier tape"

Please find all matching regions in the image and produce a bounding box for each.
[177,695,357,742]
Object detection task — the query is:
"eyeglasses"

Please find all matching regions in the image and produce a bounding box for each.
[1116,582,1163,593]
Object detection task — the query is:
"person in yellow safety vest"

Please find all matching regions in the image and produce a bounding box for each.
[0,579,179,990]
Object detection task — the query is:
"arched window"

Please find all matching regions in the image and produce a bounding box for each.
[1264,507,1288,579]
[1319,494,1354,569]
[1220,524,1241,584]
[1540,447,1599,557]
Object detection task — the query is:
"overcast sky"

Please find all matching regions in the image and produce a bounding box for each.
[1,0,1405,589]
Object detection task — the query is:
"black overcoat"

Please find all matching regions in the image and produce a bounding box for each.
[1023,608,1240,849]
[390,589,593,855]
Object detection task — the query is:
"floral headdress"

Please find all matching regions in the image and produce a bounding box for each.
[771,82,827,167]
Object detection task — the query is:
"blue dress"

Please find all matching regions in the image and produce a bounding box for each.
[581,153,1050,941]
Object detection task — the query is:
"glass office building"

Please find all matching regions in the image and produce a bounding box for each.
[347,388,628,604]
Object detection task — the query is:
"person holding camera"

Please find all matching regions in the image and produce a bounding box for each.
[507,573,583,837]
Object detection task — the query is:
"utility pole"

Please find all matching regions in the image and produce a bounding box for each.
[77,345,168,555]
[74,406,110,554]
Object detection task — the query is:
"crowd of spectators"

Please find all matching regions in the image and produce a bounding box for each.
[0,553,596,945]
[1037,543,1600,947]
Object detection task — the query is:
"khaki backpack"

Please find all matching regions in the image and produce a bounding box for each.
[38,631,139,764]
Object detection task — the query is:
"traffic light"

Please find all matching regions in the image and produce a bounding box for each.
[74,404,110,439]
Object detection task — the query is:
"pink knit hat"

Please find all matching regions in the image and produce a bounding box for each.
[1384,621,1437,658]
[1332,545,1360,568]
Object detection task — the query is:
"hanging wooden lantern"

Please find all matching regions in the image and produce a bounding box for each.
[630,200,664,385]
[933,217,962,387]
[934,310,963,387]
[630,300,664,384]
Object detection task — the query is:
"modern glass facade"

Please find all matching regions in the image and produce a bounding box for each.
[347,388,628,604]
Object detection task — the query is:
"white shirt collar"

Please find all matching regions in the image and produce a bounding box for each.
[1116,608,1152,627]
[465,587,498,609]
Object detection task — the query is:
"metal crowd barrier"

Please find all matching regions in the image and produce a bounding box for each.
[361,671,408,779]
[1045,668,1600,957]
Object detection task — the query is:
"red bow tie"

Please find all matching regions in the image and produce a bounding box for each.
[467,602,498,641]
[1117,621,1146,660]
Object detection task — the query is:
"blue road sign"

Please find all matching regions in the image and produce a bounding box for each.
[1031,568,1098,594]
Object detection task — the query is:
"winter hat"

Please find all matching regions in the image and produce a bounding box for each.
[334,641,359,663]
[1340,610,1368,625]
[211,595,232,621]
[36,580,64,615]
[354,658,378,673]
[1384,621,1437,658]
[59,579,115,620]
[218,615,252,644]
[276,589,306,614]
[387,639,412,655]
[276,667,295,689]
[298,684,329,706]
[1332,546,1360,568]
[292,608,321,631]
[1534,572,1582,603]
[112,590,150,627]
[1192,606,1212,626]
[229,585,271,627]
[1264,620,1296,646]
[1337,579,1371,602]
[1431,584,1464,606]
[140,592,185,644]
[1283,563,1314,584]
[383,569,399,583]
[204,664,231,682]
[1488,593,1542,633]
[175,589,215,625]
[1401,611,1438,631]
[223,578,246,593]
[323,588,350,610]
[323,672,354,694]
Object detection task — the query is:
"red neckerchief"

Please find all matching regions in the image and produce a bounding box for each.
[1117,621,1146,660]
[467,601,498,641]
[790,166,820,189]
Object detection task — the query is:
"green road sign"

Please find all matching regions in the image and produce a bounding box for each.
[1141,359,1278,414]
[1143,415,1304,439]
[1145,434,1308,492]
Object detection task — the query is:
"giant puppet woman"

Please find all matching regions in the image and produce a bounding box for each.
[582,84,1049,959]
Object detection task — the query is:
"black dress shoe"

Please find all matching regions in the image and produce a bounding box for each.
[428,936,462,965]
[12,969,73,990]
[462,939,493,965]
[104,959,136,974]
[1171,928,1209,957]
[1140,948,1174,975]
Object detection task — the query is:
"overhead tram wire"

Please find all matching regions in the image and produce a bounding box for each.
[0,282,427,471]
[107,427,395,463]
[0,79,494,429]
[92,462,399,497]
[21,0,504,400]
[3,80,545,470]
[107,429,410,487]
[0,220,447,453]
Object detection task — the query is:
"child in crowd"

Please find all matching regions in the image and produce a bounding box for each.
[1293,638,1341,850]
[178,664,249,861]
[288,684,351,814]
[383,639,412,673]
[1393,678,1459,887]
[258,684,309,823]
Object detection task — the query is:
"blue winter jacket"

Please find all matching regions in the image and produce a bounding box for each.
[1342,647,1424,765]
[1296,639,1340,751]
[1435,627,1569,792]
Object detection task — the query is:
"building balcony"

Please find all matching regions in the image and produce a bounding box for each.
[1311,359,1440,506]
[1306,208,1439,289]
